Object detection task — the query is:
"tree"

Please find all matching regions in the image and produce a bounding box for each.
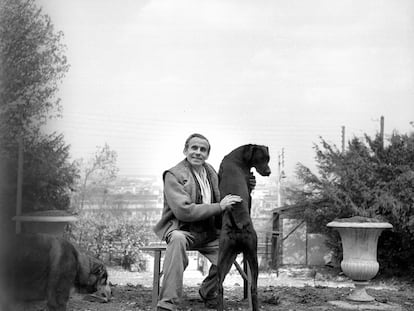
[20,131,79,212]
[74,143,119,211]
[0,0,69,141]
[0,0,74,214]
[290,131,414,275]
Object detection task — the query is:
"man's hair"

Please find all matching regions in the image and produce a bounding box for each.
[184,133,211,154]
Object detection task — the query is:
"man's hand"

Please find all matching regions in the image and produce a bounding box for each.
[219,194,242,211]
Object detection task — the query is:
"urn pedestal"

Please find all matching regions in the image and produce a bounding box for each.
[327,218,392,302]
[13,210,77,236]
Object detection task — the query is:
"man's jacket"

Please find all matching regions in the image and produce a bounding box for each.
[153,159,221,245]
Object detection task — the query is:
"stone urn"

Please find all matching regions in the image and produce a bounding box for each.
[13,210,78,236]
[327,216,392,302]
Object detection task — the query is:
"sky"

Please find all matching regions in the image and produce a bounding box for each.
[36,0,414,181]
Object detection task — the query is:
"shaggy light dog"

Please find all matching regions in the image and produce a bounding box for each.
[1,233,110,311]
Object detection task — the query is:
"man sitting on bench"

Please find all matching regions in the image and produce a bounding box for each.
[153,133,250,311]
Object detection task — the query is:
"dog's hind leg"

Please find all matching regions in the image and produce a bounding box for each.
[243,242,259,311]
[216,241,238,311]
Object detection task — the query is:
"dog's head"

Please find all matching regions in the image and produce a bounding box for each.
[76,253,110,298]
[243,144,271,176]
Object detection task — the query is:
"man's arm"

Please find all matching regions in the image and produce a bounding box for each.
[164,172,222,222]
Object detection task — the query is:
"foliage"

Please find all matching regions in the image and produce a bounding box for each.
[0,0,74,213]
[66,211,154,271]
[290,130,414,275]
[72,143,119,211]
[0,131,78,213]
[21,131,79,212]
[0,0,69,139]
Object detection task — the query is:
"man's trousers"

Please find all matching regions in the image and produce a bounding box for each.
[157,230,219,311]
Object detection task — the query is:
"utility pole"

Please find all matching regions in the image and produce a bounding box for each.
[380,116,384,149]
[341,126,345,153]
[277,148,285,208]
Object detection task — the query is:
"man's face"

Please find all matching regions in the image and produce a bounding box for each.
[184,137,210,168]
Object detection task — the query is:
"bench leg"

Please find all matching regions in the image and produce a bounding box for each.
[233,259,252,307]
[152,250,162,310]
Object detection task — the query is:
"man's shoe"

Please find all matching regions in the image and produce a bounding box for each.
[203,299,218,308]
[199,289,218,308]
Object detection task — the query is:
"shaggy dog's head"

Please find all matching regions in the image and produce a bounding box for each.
[75,253,110,298]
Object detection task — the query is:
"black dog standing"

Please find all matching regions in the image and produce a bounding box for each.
[217,144,271,311]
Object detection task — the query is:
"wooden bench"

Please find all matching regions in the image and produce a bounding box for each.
[141,244,252,310]
[140,245,165,309]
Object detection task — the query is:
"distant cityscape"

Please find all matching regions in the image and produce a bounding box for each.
[82,174,280,239]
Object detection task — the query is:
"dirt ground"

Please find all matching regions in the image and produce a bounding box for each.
[15,266,414,311]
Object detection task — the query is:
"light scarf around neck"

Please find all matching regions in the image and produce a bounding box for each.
[192,166,212,204]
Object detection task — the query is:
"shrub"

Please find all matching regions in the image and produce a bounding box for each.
[22,132,79,212]
[290,131,414,276]
[66,211,155,271]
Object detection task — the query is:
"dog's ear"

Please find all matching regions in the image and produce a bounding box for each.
[91,263,104,275]
[91,260,107,279]
[90,258,108,284]
[242,144,256,163]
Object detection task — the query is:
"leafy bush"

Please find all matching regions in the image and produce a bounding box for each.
[290,131,414,276]
[66,211,155,271]
[0,131,79,213]
[22,132,79,212]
